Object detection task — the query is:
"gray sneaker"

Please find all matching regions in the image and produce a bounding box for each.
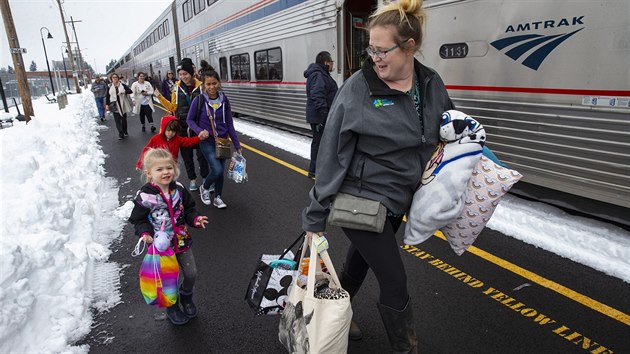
[213,196,227,209]
[199,185,212,205]
[189,180,198,191]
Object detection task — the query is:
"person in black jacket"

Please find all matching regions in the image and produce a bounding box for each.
[303,51,338,178]
[154,59,209,191]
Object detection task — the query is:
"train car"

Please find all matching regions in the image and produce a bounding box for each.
[112,0,629,222]
[420,0,629,219]
[173,0,341,128]
[127,3,178,82]
[108,3,178,82]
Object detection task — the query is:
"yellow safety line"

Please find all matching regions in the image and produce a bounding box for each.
[433,231,630,326]
[238,140,630,327]
[240,143,310,176]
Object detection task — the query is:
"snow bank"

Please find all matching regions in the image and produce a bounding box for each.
[0,94,124,353]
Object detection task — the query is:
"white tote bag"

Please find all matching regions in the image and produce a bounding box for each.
[278,234,352,354]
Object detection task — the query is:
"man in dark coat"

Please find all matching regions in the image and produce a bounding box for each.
[304,51,338,178]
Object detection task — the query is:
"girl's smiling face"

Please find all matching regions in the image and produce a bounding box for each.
[146,158,175,190]
[204,76,220,97]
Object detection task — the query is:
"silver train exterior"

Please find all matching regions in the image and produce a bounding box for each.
[110,0,630,215]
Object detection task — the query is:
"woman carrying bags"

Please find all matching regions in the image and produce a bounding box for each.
[186,70,242,209]
[105,72,133,140]
[301,0,454,352]
[131,72,157,133]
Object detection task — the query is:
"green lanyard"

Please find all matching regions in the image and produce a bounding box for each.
[406,75,425,142]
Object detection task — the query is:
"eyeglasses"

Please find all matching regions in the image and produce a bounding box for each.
[366,39,410,59]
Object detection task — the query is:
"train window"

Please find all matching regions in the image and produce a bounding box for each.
[219,57,228,81]
[183,1,193,22]
[164,20,169,36]
[193,0,205,15]
[254,47,282,81]
[206,0,218,6]
[230,53,250,81]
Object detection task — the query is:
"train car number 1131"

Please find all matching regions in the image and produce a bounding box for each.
[440,43,469,59]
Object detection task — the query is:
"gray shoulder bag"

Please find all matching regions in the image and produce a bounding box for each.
[327,192,387,233]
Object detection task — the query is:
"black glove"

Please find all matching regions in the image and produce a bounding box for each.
[315,123,325,133]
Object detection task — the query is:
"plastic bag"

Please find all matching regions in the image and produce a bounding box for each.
[228,152,248,183]
[245,233,303,316]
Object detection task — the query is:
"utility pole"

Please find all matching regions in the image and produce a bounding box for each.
[66,17,85,84]
[0,0,33,121]
[56,0,80,93]
[61,46,70,89]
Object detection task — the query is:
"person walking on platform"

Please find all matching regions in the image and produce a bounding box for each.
[135,115,207,171]
[198,59,214,78]
[154,59,209,191]
[129,148,209,326]
[131,72,157,133]
[161,70,176,101]
[304,51,338,179]
[301,0,454,352]
[91,76,108,122]
[105,73,133,140]
[187,70,242,209]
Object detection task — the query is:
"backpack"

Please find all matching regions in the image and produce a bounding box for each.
[194,94,205,125]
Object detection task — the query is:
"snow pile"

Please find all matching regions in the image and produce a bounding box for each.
[488,194,630,282]
[0,94,124,353]
[234,120,312,159]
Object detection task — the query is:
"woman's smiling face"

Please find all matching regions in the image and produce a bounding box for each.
[368,25,412,82]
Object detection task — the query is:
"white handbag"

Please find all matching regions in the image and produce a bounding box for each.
[278,234,352,354]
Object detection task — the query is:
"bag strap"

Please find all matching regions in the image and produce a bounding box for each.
[206,101,220,139]
[131,238,146,257]
[306,234,342,294]
[279,232,306,260]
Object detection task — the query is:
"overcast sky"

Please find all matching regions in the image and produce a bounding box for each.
[0,0,172,75]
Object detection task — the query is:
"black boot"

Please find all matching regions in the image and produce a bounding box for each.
[377,298,417,354]
[341,272,364,341]
[179,287,198,318]
[166,301,189,325]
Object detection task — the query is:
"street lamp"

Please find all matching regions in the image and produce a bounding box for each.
[39,27,55,96]
[60,47,70,90]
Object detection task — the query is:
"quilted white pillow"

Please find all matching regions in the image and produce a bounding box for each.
[441,155,522,255]
[403,110,485,246]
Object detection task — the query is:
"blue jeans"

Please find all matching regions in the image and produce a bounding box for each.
[95,97,105,118]
[199,142,225,196]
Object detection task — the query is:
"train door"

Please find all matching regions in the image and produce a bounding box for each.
[342,0,377,79]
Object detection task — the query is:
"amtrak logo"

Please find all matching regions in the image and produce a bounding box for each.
[490,17,585,70]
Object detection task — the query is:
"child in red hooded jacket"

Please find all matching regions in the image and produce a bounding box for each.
[136,115,209,170]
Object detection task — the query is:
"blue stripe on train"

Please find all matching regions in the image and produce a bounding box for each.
[181,0,307,47]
